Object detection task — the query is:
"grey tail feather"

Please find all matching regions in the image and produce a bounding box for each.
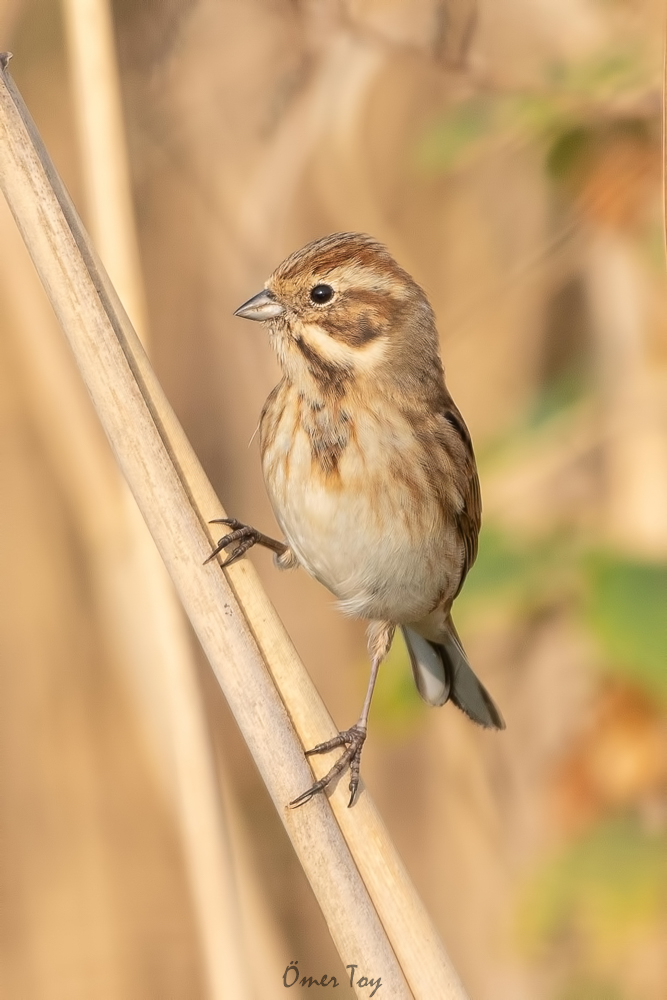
[401,623,505,730]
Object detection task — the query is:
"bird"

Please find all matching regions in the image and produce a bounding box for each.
[208,232,505,807]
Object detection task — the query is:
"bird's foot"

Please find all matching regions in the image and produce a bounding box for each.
[205,517,288,567]
[290,724,367,809]
[205,518,263,567]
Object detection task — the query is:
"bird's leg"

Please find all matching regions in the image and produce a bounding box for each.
[290,622,395,808]
[205,517,291,568]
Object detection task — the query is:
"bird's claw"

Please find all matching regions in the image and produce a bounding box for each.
[290,724,367,809]
[205,518,261,567]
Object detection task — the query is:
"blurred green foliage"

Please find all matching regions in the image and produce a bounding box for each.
[456,525,580,622]
[460,368,667,704]
[518,815,667,993]
[412,36,666,1000]
[583,554,667,704]
[526,371,590,426]
[459,519,667,705]
[416,46,654,177]
[416,97,493,173]
[557,982,626,1000]
[545,118,652,182]
[463,446,667,996]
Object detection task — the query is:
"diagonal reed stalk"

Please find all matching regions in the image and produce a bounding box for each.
[0,55,470,1000]
[0,200,251,1000]
[58,0,271,993]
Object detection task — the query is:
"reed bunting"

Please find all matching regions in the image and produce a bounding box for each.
[209,232,504,807]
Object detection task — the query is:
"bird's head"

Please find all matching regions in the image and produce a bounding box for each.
[234,232,442,400]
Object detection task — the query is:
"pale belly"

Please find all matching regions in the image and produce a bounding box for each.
[262,418,463,623]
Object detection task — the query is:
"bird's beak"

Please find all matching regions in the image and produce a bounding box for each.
[234,288,285,322]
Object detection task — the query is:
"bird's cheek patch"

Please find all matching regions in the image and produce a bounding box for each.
[320,306,389,348]
[355,312,387,345]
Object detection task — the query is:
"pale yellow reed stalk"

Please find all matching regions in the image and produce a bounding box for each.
[59,0,263,994]
[0,54,470,1000]
[0,216,254,999]
[61,0,148,339]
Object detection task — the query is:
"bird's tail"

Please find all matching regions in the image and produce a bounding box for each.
[401,621,505,729]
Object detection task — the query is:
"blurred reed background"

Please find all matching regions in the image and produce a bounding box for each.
[0,1,666,998]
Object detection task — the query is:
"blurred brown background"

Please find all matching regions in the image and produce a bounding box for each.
[1,1,667,998]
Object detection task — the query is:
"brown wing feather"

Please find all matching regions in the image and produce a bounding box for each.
[440,403,481,596]
[456,461,481,591]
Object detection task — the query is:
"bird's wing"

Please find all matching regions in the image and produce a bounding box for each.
[439,403,482,596]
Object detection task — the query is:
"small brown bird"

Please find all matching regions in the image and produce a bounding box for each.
[209,232,504,806]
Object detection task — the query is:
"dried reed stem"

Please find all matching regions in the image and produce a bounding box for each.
[0,211,289,1000]
[663,14,667,269]
[0,55,470,1000]
[59,1,261,993]
[61,0,148,339]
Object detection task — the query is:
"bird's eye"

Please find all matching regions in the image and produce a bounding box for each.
[310,284,334,304]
